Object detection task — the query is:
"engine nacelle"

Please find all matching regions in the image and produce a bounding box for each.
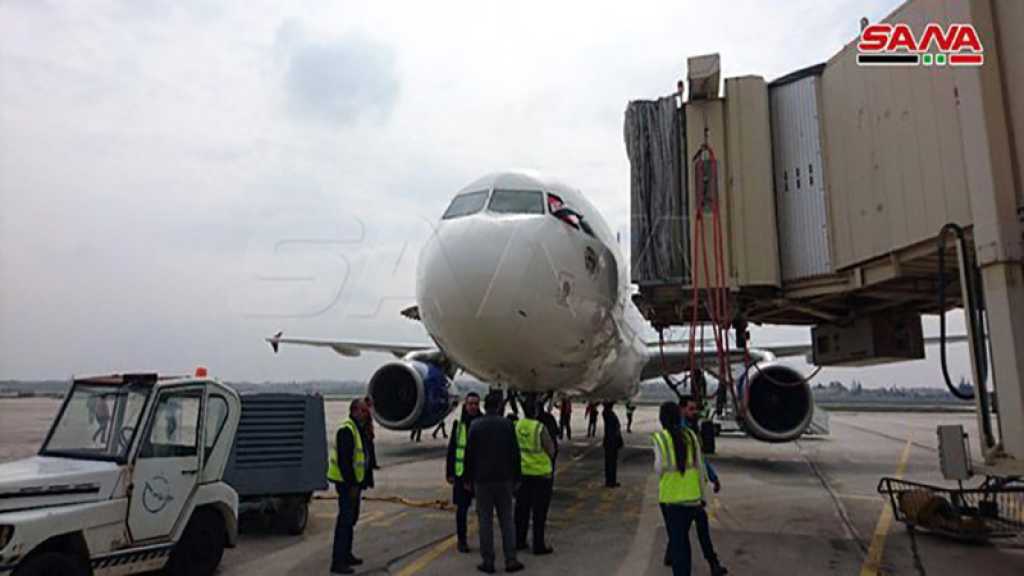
[737,362,814,443]
[367,360,454,431]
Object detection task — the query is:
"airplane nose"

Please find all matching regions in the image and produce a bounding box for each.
[417,215,547,375]
[418,216,539,322]
[416,212,619,388]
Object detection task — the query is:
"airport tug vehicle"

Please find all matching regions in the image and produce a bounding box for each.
[0,370,241,576]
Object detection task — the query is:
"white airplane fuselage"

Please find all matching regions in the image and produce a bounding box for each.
[416,171,649,399]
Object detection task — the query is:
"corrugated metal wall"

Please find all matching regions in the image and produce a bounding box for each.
[770,75,832,280]
[626,97,689,285]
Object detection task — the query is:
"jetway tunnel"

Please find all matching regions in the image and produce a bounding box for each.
[627,0,1024,473]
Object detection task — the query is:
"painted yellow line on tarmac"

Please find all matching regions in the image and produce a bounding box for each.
[859,438,913,576]
[399,441,603,575]
[395,535,459,576]
[372,510,411,527]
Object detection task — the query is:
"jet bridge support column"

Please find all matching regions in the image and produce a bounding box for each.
[955,0,1024,472]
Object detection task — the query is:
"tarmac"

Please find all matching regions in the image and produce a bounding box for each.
[2,398,1022,575]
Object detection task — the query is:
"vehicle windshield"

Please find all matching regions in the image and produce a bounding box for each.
[42,383,151,461]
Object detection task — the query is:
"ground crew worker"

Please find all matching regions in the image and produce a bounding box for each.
[586,402,599,438]
[514,395,556,555]
[364,396,381,470]
[626,401,637,433]
[665,397,727,575]
[653,401,715,576]
[464,391,525,574]
[447,392,481,553]
[328,398,370,575]
[558,398,572,440]
[433,417,449,439]
[602,402,623,487]
[536,401,560,466]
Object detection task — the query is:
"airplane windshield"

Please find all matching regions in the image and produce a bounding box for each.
[488,189,545,215]
[442,190,488,219]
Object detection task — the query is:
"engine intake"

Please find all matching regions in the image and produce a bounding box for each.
[737,363,814,443]
[367,361,453,431]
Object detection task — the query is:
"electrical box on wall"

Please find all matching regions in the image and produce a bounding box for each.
[811,312,925,366]
[937,424,973,481]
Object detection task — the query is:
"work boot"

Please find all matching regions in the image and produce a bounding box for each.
[710,560,728,575]
[506,560,525,573]
[345,556,363,566]
[533,545,554,555]
[457,541,471,553]
[476,563,495,574]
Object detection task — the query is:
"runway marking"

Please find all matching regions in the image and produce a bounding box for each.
[372,510,410,527]
[398,442,602,575]
[859,438,913,576]
[395,535,458,576]
[614,473,660,576]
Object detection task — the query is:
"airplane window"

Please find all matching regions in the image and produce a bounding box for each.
[488,189,545,215]
[442,190,489,219]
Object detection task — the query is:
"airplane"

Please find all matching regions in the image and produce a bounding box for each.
[267,170,965,444]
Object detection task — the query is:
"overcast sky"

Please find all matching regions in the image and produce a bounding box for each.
[0,0,973,387]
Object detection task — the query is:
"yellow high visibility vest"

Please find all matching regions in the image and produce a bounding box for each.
[516,418,553,477]
[327,419,366,484]
[454,421,467,478]
[652,429,703,504]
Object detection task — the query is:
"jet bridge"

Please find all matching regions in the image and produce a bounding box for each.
[627,0,1023,474]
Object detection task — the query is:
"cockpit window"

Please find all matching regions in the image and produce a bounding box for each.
[442,190,489,220]
[488,189,545,215]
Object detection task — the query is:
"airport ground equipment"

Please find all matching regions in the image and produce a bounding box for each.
[628,0,1024,477]
[0,370,241,576]
[877,477,1024,544]
[223,392,328,535]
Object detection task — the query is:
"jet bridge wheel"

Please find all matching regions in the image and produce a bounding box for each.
[13,552,86,576]
[166,508,226,576]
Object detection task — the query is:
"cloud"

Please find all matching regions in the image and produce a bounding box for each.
[2,0,960,388]
[279,24,399,127]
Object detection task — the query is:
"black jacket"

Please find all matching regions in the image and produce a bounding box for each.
[446,414,478,479]
[602,409,623,450]
[336,423,370,489]
[538,411,560,452]
[463,414,521,484]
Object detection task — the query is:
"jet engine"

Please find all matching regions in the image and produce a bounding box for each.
[736,362,814,443]
[367,361,455,430]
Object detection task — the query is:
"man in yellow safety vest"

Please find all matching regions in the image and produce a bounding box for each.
[514,394,556,555]
[446,392,481,553]
[328,398,370,575]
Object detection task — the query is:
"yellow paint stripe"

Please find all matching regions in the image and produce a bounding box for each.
[395,535,459,576]
[859,439,913,576]
[372,510,410,527]
[400,442,602,575]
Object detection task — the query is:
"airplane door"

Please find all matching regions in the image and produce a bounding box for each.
[129,386,204,542]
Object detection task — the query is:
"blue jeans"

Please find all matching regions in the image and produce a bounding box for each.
[661,504,698,576]
[332,484,362,571]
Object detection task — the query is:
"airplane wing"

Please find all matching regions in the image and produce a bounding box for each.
[640,334,970,381]
[640,345,767,381]
[266,331,431,359]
